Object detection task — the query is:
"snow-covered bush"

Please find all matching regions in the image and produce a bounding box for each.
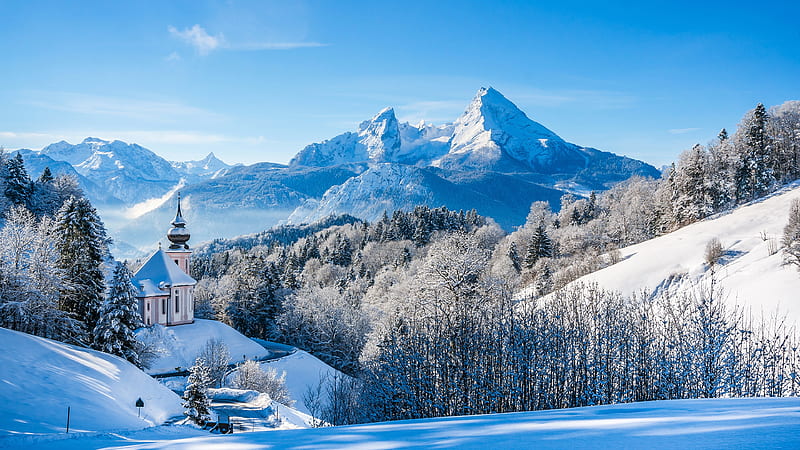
[231,360,294,406]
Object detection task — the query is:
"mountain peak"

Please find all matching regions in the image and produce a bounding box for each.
[436,87,570,171]
[358,107,400,161]
[82,137,110,146]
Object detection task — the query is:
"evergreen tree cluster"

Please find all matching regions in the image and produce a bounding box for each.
[0,151,144,366]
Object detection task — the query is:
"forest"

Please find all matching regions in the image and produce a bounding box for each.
[1,101,800,425]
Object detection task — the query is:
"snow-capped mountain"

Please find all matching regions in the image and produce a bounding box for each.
[290,107,453,167]
[171,152,236,180]
[291,87,657,185]
[286,87,658,226]
[40,137,183,204]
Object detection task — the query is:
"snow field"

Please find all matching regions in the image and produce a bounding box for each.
[13,397,800,449]
[576,181,800,322]
[0,328,182,437]
[136,319,269,375]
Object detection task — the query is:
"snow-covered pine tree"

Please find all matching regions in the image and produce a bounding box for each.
[29,166,61,217]
[782,198,800,269]
[183,357,212,424]
[507,241,521,273]
[673,144,712,226]
[54,196,108,339]
[735,103,775,202]
[4,153,32,207]
[92,262,143,367]
[524,222,552,270]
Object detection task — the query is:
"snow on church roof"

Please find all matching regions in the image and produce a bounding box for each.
[134,249,196,297]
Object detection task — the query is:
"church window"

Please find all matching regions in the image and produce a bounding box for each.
[162,298,166,314]
[175,290,180,313]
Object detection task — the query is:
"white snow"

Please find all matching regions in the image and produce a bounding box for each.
[8,398,800,449]
[207,388,314,429]
[257,350,344,416]
[136,319,269,374]
[0,328,182,437]
[572,181,800,322]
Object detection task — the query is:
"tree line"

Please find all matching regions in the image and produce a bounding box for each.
[0,150,143,367]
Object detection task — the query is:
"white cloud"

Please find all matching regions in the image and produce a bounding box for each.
[168,24,223,55]
[168,24,326,55]
[668,127,701,135]
[165,51,181,62]
[25,92,222,122]
[232,41,328,50]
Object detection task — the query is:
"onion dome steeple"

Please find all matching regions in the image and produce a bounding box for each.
[167,192,190,249]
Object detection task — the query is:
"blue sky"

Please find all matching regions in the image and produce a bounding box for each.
[1,0,798,167]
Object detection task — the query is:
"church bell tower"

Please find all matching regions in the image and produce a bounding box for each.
[165,192,191,274]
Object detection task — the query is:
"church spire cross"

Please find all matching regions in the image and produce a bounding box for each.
[172,192,187,227]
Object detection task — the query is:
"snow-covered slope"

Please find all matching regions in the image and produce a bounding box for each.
[0,328,182,436]
[258,350,343,416]
[18,397,800,449]
[136,319,270,374]
[574,181,800,322]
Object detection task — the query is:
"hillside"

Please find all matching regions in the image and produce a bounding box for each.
[573,181,800,322]
[0,328,182,436]
[135,319,345,415]
[12,398,800,449]
[136,319,270,375]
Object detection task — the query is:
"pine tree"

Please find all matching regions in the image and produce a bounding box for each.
[507,241,521,273]
[524,222,552,270]
[736,103,774,202]
[55,196,108,339]
[38,166,53,183]
[4,153,32,207]
[183,357,212,424]
[92,262,143,367]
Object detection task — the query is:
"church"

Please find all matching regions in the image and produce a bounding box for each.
[134,194,196,326]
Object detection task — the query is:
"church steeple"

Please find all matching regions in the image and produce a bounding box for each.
[167,193,190,250]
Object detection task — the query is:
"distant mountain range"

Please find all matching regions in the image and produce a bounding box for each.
[12,87,659,257]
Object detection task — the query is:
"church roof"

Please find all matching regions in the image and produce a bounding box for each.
[133,249,196,297]
[137,279,169,298]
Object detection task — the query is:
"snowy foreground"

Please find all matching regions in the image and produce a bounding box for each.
[5,397,799,449]
[0,328,182,437]
[574,181,800,322]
